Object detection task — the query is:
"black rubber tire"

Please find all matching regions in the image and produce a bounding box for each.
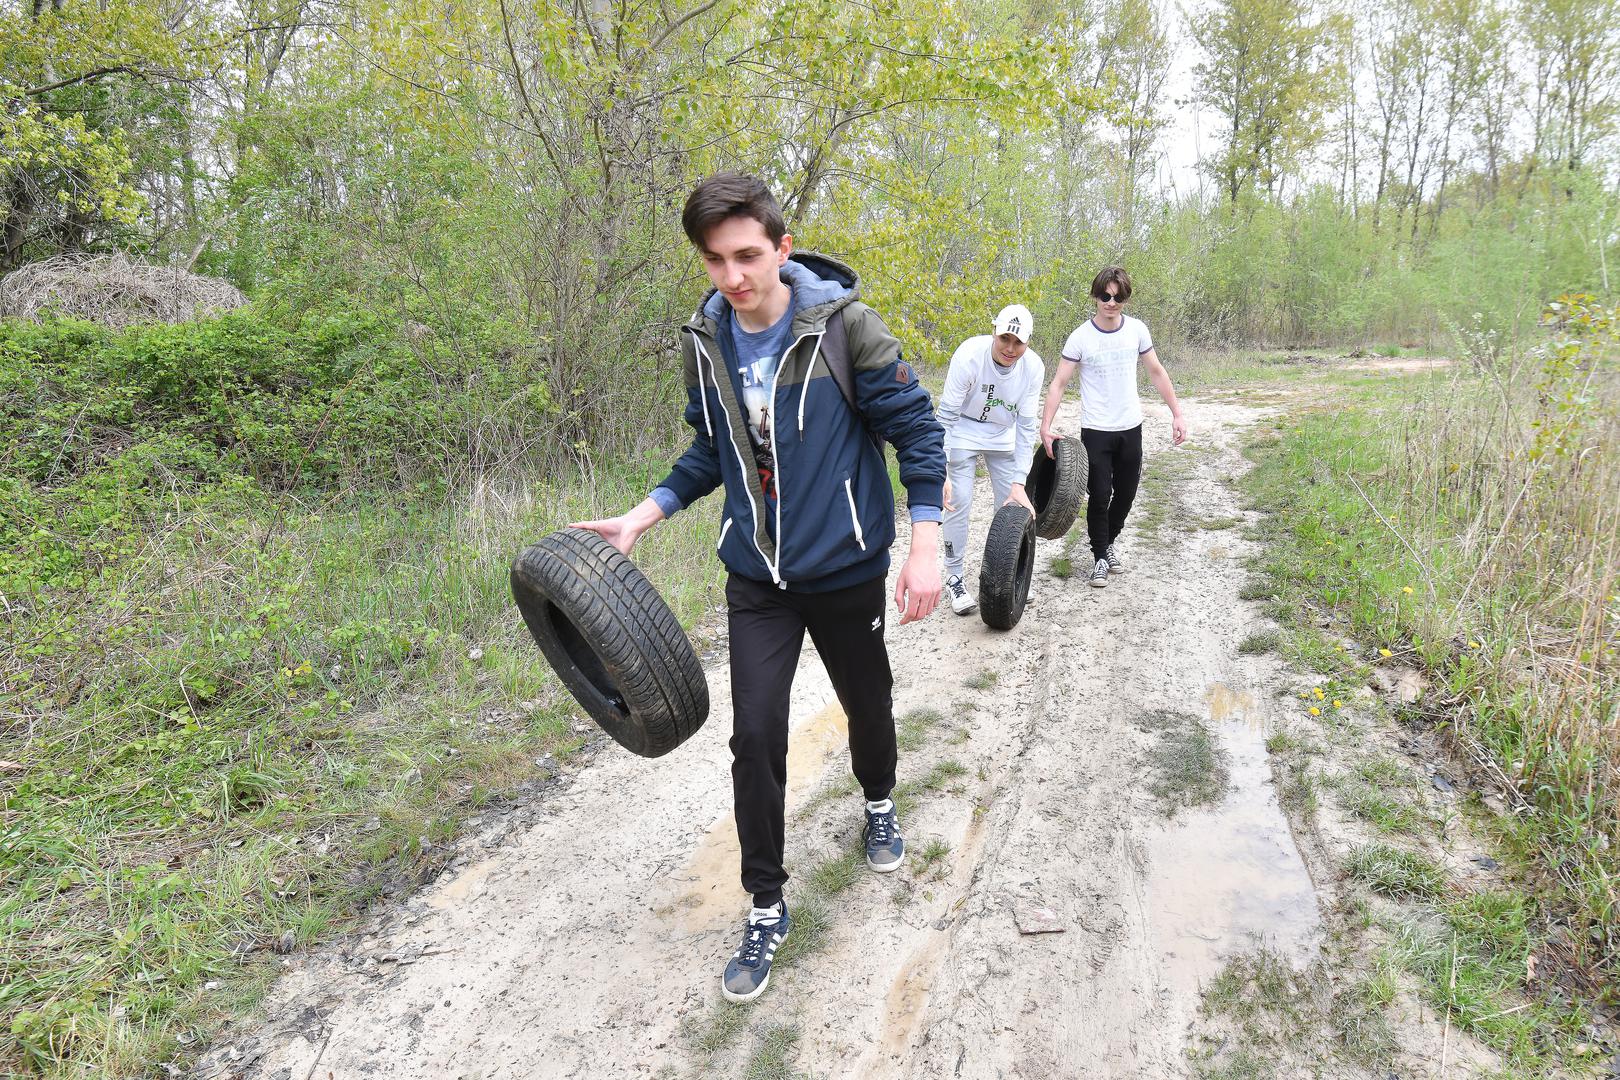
[511,529,708,758]
[979,504,1036,630]
[1025,436,1086,540]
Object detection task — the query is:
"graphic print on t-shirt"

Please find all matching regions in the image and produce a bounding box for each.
[1061,316,1154,431]
[738,353,779,500]
[976,382,1017,423]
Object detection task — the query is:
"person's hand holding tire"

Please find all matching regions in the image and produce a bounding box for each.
[570,497,667,556]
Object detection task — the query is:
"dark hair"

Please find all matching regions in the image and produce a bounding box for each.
[682,172,788,249]
[1091,265,1133,301]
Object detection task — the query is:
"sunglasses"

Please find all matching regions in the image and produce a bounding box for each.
[1094,292,1125,304]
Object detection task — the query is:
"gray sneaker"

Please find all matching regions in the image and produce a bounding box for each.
[1104,543,1126,574]
[721,903,791,1003]
[1089,557,1110,588]
[863,801,905,872]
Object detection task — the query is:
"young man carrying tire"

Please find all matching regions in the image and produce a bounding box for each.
[573,173,946,1003]
[1039,266,1186,588]
[936,304,1043,615]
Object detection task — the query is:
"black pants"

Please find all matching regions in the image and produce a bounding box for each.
[1081,424,1144,560]
[726,572,896,909]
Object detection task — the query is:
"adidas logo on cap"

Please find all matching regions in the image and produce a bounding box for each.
[994,303,1033,342]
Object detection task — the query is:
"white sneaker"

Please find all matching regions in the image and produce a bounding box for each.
[946,574,977,614]
[1089,558,1110,588]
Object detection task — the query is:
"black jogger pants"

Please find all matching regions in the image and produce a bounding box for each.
[725,572,896,909]
[1080,424,1144,561]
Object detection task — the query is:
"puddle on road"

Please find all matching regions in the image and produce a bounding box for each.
[656,701,849,930]
[1146,682,1321,997]
[1204,682,1256,726]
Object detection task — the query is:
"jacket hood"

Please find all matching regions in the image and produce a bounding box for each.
[694,251,861,332]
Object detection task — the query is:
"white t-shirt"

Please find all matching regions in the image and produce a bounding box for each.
[1061,315,1154,431]
[936,335,1045,472]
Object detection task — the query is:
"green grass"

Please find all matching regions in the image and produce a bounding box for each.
[1345,843,1447,900]
[1238,346,1619,1015]
[893,759,970,816]
[1333,780,1424,835]
[962,668,998,690]
[1328,976,1398,1064]
[1193,944,1397,1076]
[2,467,725,1075]
[1238,629,1282,655]
[1278,760,1320,819]
[1264,729,1303,753]
[1132,447,1196,538]
[1135,710,1230,814]
[897,707,945,752]
[914,837,952,877]
[690,1003,753,1058]
[1381,891,1588,1074]
[744,1023,810,1080]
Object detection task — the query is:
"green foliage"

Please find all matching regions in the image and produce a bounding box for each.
[0,0,211,267]
[1189,0,1347,202]
[1239,319,1618,992]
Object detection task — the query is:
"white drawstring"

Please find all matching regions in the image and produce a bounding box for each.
[797,334,826,435]
[692,336,715,438]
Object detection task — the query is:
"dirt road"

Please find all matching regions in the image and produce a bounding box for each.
[194,395,1373,1079]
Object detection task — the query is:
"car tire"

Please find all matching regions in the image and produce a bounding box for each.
[1025,437,1085,540]
[979,503,1036,630]
[511,529,708,758]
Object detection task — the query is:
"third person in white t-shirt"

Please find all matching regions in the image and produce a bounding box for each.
[936,304,1043,614]
[1040,266,1187,589]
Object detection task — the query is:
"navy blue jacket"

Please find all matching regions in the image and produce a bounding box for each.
[654,253,946,591]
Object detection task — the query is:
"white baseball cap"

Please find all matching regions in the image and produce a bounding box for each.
[993,303,1033,342]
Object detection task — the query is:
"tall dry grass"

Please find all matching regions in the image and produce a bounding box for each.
[1247,296,1619,976]
[1392,300,1618,968]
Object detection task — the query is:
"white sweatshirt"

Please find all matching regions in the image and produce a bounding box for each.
[936,335,1045,474]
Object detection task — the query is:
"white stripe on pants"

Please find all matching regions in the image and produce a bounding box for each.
[942,447,1022,579]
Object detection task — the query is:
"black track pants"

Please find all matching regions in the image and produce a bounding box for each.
[1080,424,1144,561]
[726,572,896,909]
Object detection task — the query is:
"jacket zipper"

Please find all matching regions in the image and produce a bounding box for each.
[767,329,823,587]
[844,477,866,551]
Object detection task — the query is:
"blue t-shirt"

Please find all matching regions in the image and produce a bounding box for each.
[730,300,797,508]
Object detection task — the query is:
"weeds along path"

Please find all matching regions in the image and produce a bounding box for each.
[198,394,1327,1079]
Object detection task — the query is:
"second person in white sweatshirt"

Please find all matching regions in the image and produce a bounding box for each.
[936,304,1043,615]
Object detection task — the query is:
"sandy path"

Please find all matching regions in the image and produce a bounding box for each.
[196,395,1325,1080]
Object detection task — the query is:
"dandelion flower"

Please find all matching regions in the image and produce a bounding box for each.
[1313,687,1325,699]
[1468,640,1481,649]
[1309,706,1321,716]
[1332,699,1343,708]
[1380,648,1393,658]
[1401,586,1414,595]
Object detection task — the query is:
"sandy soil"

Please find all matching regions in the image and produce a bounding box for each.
[194,388,1491,1080]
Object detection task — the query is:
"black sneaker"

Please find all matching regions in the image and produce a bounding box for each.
[1089,557,1110,588]
[863,800,905,872]
[1104,543,1126,574]
[721,904,791,1003]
